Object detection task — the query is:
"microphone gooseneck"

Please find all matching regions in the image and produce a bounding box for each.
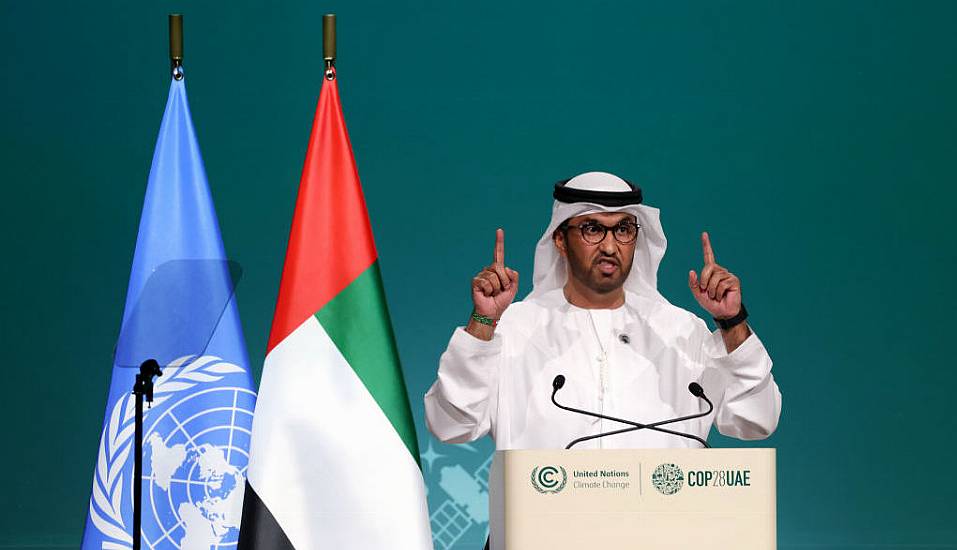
[551,375,714,449]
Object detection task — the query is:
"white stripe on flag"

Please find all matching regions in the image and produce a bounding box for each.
[247,316,433,549]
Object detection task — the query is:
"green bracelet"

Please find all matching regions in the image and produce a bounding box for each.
[470,312,498,326]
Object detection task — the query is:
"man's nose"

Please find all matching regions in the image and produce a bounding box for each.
[598,230,617,253]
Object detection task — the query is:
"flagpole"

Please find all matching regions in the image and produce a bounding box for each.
[323,13,336,80]
[130,16,183,550]
[169,13,184,80]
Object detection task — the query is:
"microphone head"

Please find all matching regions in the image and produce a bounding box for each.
[688,382,705,397]
[553,375,566,390]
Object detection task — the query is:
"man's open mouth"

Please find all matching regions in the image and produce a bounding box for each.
[596,258,619,275]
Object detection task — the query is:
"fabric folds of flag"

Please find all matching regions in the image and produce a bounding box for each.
[238,69,433,550]
[81,74,257,549]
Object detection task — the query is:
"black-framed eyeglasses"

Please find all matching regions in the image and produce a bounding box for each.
[564,221,640,244]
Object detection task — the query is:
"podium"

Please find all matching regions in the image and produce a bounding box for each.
[489,448,775,550]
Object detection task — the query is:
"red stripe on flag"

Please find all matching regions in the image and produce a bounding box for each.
[267,72,378,353]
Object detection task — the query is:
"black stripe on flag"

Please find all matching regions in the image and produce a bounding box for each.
[238,480,296,550]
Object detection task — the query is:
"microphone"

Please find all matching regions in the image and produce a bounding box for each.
[565,382,714,449]
[551,376,713,449]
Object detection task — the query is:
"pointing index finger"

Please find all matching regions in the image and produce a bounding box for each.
[494,228,505,265]
[701,231,716,265]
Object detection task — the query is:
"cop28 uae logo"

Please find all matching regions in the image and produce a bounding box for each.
[530,466,567,494]
[651,463,684,495]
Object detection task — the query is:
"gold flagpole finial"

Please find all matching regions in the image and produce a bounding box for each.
[323,14,336,80]
[169,14,184,80]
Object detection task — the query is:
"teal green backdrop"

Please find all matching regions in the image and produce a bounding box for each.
[1,1,954,548]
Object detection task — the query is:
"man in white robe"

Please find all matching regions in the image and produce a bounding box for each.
[424,171,781,450]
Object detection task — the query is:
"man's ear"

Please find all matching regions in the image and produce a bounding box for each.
[553,230,567,258]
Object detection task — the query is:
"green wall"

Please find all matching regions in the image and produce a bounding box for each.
[1,0,954,548]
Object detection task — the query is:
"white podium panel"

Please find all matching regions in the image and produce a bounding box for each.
[489,448,775,550]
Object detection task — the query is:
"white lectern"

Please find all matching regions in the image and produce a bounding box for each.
[489,448,775,549]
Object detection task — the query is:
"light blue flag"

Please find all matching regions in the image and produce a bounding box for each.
[82,73,256,550]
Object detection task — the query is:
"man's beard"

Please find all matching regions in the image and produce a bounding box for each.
[566,245,632,294]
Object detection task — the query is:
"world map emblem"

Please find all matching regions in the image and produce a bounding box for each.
[88,356,256,549]
[651,463,684,495]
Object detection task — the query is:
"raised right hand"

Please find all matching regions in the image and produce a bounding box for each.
[471,228,520,320]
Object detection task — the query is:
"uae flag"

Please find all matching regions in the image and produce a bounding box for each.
[238,68,433,549]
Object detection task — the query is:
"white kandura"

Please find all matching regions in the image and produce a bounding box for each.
[425,171,781,450]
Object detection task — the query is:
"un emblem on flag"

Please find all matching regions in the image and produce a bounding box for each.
[142,385,256,546]
[89,356,256,549]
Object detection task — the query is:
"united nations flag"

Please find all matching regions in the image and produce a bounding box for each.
[80,68,256,549]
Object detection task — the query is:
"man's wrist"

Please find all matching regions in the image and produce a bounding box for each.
[714,303,748,330]
[465,312,497,341]
[470,312,498,327]
[718,321,752,353]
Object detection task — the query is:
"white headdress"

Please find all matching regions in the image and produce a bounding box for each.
[527,171,668,304]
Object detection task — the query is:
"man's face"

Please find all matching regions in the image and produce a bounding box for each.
[554,211,638,294]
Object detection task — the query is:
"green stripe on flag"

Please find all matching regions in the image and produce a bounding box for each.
[315,262,421,464]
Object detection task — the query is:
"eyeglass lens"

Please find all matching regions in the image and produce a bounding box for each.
[580,222,638,244]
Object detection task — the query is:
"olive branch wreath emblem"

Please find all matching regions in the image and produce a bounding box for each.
[530,466,568,494]
[87,355,246,548]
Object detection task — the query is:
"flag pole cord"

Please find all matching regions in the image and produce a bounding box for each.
[169,14,184,80]
[323,13,336,80]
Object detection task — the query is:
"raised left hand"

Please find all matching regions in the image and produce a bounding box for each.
[688,232,742,320]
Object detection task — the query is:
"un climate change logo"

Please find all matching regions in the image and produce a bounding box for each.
[530,466,567,494]
[651,463,684,495]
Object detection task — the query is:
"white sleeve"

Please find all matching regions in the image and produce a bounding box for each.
[698,327,782,440]
[424,327,503,444]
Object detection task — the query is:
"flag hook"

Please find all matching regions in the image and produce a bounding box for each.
[169,14,184,80]
[323,14,336,80]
